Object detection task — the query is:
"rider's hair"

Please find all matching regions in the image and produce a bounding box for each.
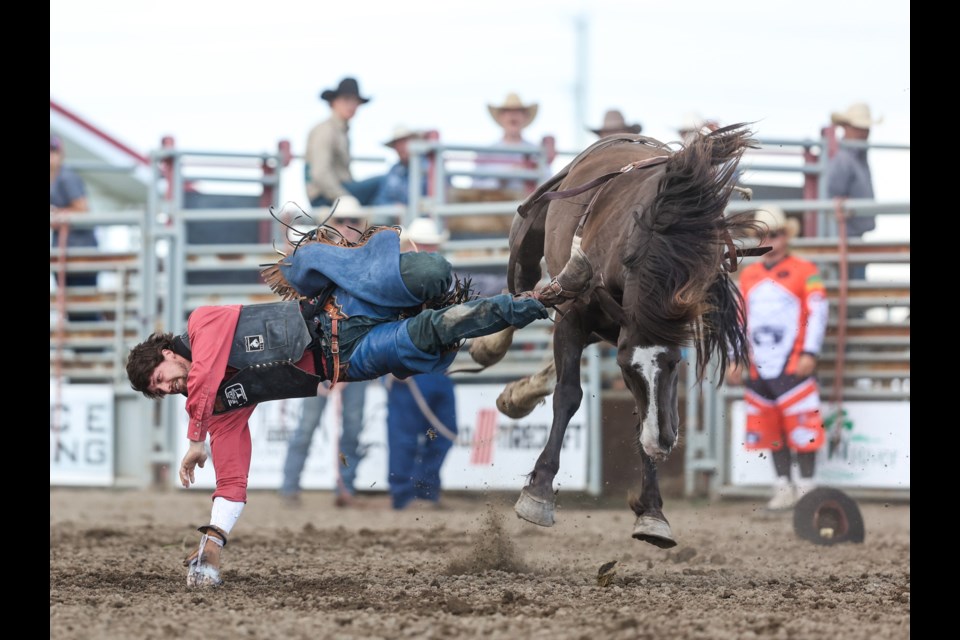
[125,332,176,398]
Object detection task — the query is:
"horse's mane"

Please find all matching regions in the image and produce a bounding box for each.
[621,123,759,381]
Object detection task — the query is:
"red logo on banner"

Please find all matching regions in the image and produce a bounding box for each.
[469,408,498,465]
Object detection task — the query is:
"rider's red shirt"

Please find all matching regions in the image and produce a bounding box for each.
[184,305,316,502]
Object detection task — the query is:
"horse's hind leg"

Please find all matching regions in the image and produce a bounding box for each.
[629,448,677,548]
[468,326,517,368]
[496,358,556,419]
[515,310,587,527]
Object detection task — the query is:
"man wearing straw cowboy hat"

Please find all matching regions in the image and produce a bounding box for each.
[825,102,882,280]
[588,109,643,138]
[473,92,552,194]
[305,76,385,208]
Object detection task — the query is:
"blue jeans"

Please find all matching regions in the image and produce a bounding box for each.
[343,294,547,380]
[387,373,456,509]
[309,175,386,207]
[280,380,369,497]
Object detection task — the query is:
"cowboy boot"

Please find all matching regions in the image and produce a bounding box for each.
[184,525,227,588]
[532,246,593,307]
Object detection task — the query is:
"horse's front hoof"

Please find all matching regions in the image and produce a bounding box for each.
[632,515,677,548]
[514,488,556,527]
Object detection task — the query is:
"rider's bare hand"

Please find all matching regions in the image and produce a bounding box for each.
[179,440,207,488]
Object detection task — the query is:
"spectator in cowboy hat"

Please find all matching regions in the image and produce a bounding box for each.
[589,109,643,138]
[825,102,883,276]
[488,92,539,133]
[372,125,428,207]
[305,76,385,208]
[401,215,450,249]
[473,92,552,194]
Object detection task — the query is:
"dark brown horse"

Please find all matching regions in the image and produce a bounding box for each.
[470,124,759,547]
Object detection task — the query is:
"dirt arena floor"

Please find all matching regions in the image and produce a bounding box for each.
[51,487,909,640]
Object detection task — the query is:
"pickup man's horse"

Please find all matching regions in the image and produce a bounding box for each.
[470,125,759,547]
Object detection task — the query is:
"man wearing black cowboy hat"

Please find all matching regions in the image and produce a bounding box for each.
[305,76,385,208]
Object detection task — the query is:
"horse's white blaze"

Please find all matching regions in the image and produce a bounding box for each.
[631,345,668,457]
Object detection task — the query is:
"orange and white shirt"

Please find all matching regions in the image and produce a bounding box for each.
[737,254,828,380]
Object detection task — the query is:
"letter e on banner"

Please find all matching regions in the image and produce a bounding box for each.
[50,382,115,486]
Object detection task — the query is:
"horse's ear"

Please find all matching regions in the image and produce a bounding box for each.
[594,287,625,324]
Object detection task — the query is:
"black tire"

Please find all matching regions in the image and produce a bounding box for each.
[793,487,865,545]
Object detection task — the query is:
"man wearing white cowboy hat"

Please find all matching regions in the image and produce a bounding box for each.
[473,92,552,194]
[305,76,386,208]
[589,109,643,138]
[401,216,449,249]
[372,125,428,206]
[726,206,829,512]
[825,102,882,263]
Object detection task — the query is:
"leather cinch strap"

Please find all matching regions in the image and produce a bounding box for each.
[323,299,347,388]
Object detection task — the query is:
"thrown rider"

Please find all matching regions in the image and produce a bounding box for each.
[124,214,592,588]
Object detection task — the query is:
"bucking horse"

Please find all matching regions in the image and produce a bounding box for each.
[469,124,762,547]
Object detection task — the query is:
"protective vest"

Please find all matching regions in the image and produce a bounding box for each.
[174,301,326,414]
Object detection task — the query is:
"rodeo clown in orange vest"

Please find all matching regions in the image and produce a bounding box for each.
[726,206,830,512]
[125,205,592,588]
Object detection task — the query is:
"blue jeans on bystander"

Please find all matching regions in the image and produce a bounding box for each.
[280,379,369,499]
[386,373,457,509]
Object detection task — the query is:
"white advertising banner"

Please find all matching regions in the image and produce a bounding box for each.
[440,384,589,490]
[50,382,115,486]
[175,382,589,492]
[728,400,910,489]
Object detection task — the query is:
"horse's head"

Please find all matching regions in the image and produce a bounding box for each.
[609,123,757,460]
[616,340,683,461]
[615,252,706,461]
